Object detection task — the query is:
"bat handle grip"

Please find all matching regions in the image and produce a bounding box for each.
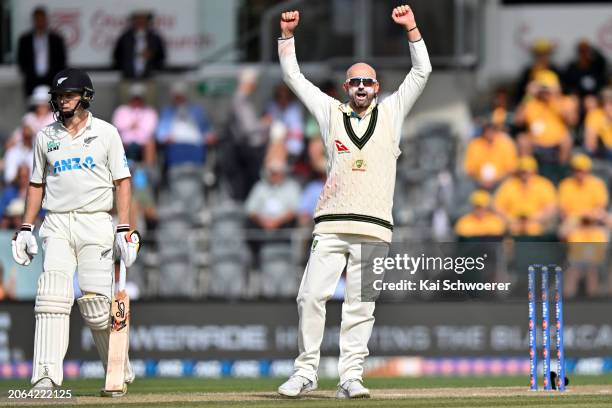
[118,260,127,292]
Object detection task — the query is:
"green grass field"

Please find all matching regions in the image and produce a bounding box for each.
[1,375,611,407]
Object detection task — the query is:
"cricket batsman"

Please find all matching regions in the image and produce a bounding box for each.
[11,68,140,396]
[277,5,431,398]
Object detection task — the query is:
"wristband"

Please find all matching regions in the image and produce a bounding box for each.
[407,26,418,32]
[116,224,130,233]
[20,223,34,232]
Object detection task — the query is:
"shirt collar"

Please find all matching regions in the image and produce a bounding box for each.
[59,111,93,139]
[339,100,377,118]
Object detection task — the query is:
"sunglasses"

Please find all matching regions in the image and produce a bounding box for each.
[346,77,378,87]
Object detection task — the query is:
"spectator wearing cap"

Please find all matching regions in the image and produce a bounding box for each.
[463,122,517,189]
[584,87,612,159]
[112,82,158,166]
[113,10,166,103]
[494,156,557,235]
[454,190,506,239]
[2,120,34,184]
[23,85,54,133]
[558,154,608,230]
[516,39,563,103]
[245,157,301,267]
[16,6,67,97]
[515,69,578,183]
[5,85,52,148]
[156,82,215,170]
[246,158,301,232]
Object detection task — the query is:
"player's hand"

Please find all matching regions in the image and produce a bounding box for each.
[11,224,38,266]
[115,225,141,267]
[391,5,416,29]
[280,10,299,38]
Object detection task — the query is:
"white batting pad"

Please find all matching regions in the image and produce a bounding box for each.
[77,294,111,368]
[32,272,73,386]
[77,294,134,382]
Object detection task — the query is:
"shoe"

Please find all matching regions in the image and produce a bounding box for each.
[100,382,128,398]
[336,379,370,399]
[278,375,318,397]
[31,378,57,391]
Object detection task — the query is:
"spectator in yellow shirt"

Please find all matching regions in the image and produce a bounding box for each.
[584,87,612,159]
[510,212,545,237]
[516,39,563,103]
[463,122,518,189]
[494,156,557,235]
[563,215,609,298]
[515,70,578,183]
[455,190,506,238]
[558,153,608,222]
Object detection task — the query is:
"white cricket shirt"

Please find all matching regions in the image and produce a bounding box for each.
[279,36,431,242]
[31,113,131,213]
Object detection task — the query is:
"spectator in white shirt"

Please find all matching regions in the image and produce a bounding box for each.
[3,121,34,184]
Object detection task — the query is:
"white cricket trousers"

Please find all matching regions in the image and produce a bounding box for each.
[293,232,385,384]
[31,211,115,385]
[39,212,115,298]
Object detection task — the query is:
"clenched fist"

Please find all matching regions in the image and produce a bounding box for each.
[280,10,299,38]
[391,5,416,29]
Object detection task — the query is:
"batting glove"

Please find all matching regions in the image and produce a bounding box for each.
[115,224,141,267]
[11,224,38,266]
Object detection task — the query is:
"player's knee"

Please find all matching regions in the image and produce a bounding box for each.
[34,271,74,315]
[77,293,111,331]
[298,292,330,310]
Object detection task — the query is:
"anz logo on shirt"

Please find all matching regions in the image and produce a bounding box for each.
[53,156,96,174]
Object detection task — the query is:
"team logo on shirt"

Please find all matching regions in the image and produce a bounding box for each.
[47,140,61,152]
[352,159,367,172]
[84,136,98,146]
[53,156,96,174]
[100,248,112,260]
[335,140,351,154]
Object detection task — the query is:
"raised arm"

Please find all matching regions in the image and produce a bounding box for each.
[381,6,432,123]
[278,11,335,142]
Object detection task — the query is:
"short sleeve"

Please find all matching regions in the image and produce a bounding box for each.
[30,132,47,184]
[108,127,131,180]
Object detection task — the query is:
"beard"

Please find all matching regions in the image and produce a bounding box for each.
[348,87,376,110]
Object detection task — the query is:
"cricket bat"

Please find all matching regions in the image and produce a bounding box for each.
[104,259,130,393]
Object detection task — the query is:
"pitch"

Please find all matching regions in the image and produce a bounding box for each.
[1,375,611,407]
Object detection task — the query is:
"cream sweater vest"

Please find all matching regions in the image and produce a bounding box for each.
[313,105,400,242]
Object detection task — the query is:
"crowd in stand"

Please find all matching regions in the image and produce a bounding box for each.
[0,6,611,299]
[456,39,611,297]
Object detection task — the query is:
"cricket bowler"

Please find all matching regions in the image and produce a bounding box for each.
[11,68,140,396]
[276,5,431,398]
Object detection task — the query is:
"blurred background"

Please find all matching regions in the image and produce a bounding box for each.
[0,0,611,381]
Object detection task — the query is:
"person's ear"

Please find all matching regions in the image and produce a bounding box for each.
[374,82,380,94]
[342,82,349,93]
